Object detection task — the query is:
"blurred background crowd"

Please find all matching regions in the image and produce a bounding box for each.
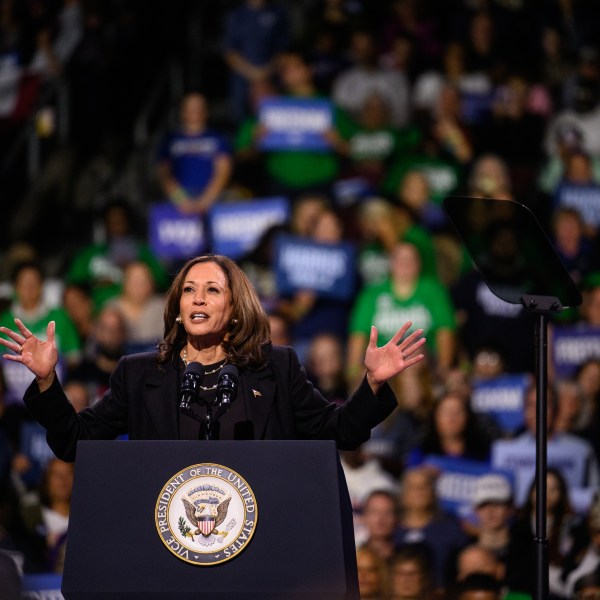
[3,0,600,598]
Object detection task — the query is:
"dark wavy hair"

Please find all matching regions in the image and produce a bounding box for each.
[157,255,271,368]
[419,392,491,462]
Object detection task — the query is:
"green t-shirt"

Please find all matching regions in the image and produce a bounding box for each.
[349,277,456,354]
[347,124,420,163]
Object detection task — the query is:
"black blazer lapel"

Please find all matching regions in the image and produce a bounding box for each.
[143,362,180,439]
[239,365,277,440]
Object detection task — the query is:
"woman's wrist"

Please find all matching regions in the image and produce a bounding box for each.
[36,371,56,393]
[366,371,382,396]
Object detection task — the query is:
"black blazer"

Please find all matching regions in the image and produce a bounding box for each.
[24,345,398,461]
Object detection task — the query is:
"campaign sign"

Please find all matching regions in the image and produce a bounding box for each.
[470,374,529,435]
[424,455,509,522]
[552,324,600,378]
[149,202,205,259]
[208,197,290,259]
[22,573,64,599]
[492,434,597,508]
[274,234,357,300]
[258,97,333,151]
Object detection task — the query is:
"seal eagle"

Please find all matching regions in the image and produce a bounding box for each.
[182,497,231,537]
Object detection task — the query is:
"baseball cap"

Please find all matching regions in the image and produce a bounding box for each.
[473,474,512,507]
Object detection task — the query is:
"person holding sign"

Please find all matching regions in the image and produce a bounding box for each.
[0,255,426,462]
[234,48,352,196]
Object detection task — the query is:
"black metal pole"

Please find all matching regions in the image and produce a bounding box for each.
[534,312,549,600]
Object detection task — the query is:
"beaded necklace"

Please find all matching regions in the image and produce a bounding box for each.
[181,347,227,391]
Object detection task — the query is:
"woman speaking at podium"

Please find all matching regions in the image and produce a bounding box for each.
[0,255,425,462]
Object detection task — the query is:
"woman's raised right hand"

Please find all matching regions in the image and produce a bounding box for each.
[0,319,58,385]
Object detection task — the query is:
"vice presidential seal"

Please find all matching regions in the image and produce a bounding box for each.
[155,463,258,565]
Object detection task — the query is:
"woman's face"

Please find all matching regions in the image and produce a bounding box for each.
[15,267,43,309]
[123,262,155,303]
[357,551,383,599]
[435,395,467,438]
[390,244,421,283]
[391,559,424,599]
[308,335,343,379]
[63,286,93,324]
[401,470,434,511]
[46,460,74,503]
[181,93,207,132]
[179,262,232,344]
[400,172,429,210]
[311,211,343,243]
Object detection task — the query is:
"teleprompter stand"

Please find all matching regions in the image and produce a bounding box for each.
[443,196,582,600]
[61,440,359,600]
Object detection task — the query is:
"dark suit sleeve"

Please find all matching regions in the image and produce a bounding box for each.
[23,359,130,462]
[276,347,398,450]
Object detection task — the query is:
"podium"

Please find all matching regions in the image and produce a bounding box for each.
[62,440,359,600]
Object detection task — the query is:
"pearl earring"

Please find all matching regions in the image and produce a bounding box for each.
[232,318,238,324]
[176,316,182,324]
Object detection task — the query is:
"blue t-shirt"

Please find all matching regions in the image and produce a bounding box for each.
[224,4,288,66]
[157,129,232,196]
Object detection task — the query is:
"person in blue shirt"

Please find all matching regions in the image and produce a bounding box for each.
[223,0,289,123]
[156,91,233,216]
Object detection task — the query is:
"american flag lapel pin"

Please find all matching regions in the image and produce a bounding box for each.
[252,389,262,397]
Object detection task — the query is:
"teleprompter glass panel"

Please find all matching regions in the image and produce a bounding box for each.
[442,196,582,308]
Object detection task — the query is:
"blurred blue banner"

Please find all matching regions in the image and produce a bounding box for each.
[149,202,206,259]
[209,197,290,259]
[258,98,333,151]
[274,234,357,300]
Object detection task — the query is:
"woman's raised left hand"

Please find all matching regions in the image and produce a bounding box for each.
[364,321,426,394]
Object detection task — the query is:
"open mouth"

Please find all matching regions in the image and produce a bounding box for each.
[190,312,208,322]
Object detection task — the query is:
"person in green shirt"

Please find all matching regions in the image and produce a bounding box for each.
[0,261,81,403]
[233,48,353,196]
[356,196,439,286]
[336,92,421,192]
[65,199,169,310]
[348,241,457,389]
[0,262,81,366]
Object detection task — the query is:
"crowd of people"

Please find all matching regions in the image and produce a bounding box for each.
[3,0,600,598]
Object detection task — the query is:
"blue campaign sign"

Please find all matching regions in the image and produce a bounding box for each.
[470,374,529,435]
[552,324,600,378]
[258,97,333,151]
[274,234,357,300]
[149,202,205,259]
[208,197,290,259]
[22,573,64,599]
[424,455,511,522]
